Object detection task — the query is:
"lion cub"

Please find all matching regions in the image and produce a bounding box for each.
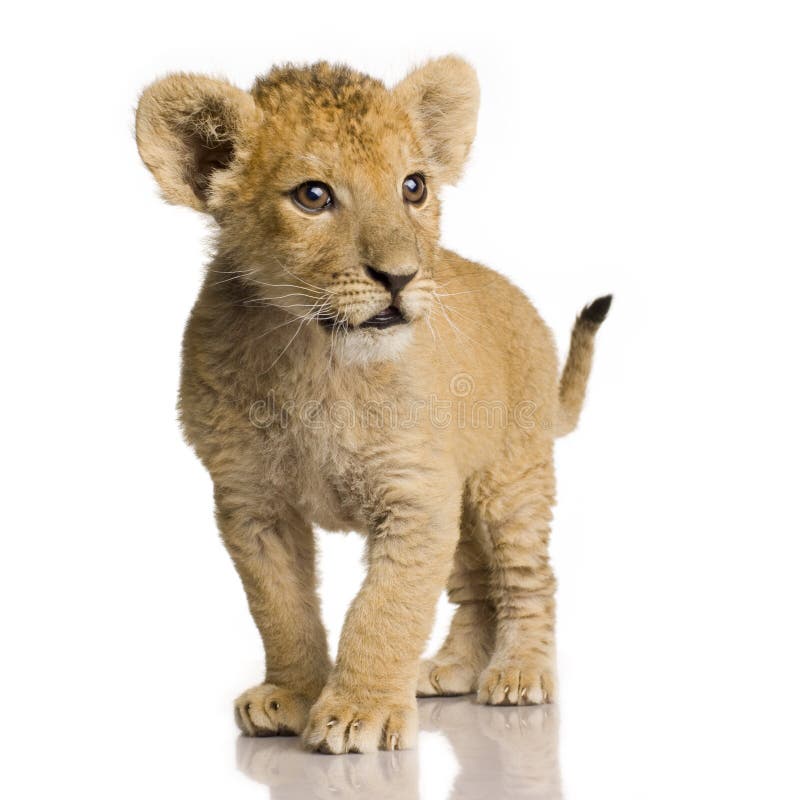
[136,57,610,754]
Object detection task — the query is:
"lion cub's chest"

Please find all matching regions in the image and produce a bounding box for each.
[286,423,369,535]
[265,366,420,536]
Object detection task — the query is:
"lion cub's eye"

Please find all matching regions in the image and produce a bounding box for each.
[402,173,427,204]
[292,181,333,213]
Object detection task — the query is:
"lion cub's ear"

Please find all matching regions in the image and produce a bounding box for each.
[394,55,480,184]
[136,74,260,213]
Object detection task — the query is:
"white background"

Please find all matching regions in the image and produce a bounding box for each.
[2,1,799,798]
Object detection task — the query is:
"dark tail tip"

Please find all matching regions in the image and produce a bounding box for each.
[579,294,613,327]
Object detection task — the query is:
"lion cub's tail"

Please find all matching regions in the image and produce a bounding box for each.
[555,295,613,437]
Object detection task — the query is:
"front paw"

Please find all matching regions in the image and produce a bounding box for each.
[302,685,418,754]
[477,661,556,706]
[235,683,314,737]
[416,658,478,696]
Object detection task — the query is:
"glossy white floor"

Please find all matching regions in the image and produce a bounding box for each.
[237,697,561,800]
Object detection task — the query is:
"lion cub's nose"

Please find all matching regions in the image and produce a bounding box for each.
[364,265,418,297]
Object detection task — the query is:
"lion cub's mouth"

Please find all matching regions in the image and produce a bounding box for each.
[360,306,407,329]
[320,305,408,332]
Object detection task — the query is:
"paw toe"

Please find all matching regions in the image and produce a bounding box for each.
[303,690,417,754]
[235,684,311,737]
[477,664,555,706]
[416,659,477,696]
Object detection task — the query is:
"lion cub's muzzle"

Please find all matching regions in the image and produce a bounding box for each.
[320,264,420,332]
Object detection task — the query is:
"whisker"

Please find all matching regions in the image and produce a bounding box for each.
[208,268,259,287]
[270,256,327,293]
[207,267,258,276]
[427,305,460,363]
[431,293,487,352]
[434,288,489,298]
[242,292,324,307]
[272,301,329,310]
[244,280,326,297]
[433,275,503,297]
[260,303,323,374]
[434,297,494,338]
[252,297,332,341]
[257,283,325,295]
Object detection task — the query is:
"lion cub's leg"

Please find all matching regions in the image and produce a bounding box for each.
[215,488,332,736]
[303,488,462,754]
[417,501,495,696]
[473,449,558,705]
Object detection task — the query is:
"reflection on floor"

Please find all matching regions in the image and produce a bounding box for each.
[237,696,562,799]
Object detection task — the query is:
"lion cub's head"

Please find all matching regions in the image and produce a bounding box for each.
[136,57,479,362]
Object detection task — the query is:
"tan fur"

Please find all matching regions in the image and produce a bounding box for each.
[136,57,610,754]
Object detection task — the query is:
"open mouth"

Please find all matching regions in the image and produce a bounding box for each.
[319,306,408,332]
[359,306,407,329]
